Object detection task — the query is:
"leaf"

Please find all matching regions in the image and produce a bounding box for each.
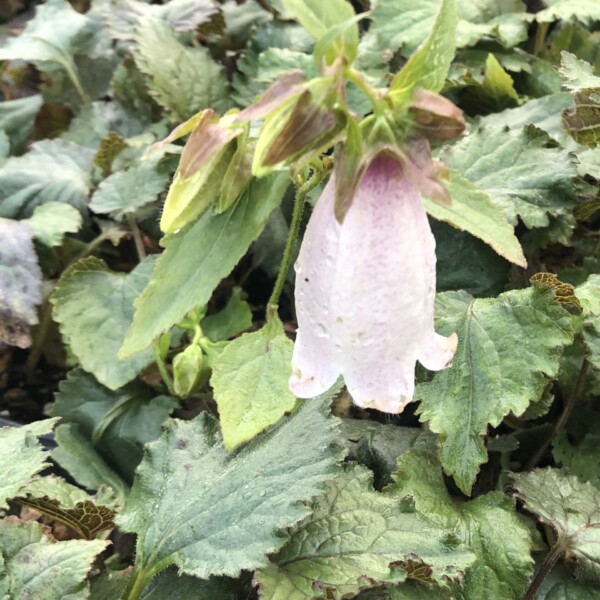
[511,469,600,578]
[390,0,457,104]
[423,169,526,267]
[0,139,94,219]
[439,125,578,229]
[0,519,107,600]
[558,51,600,91]
[417,287,574,495]
[281,0,359,64]
[482,53,519,107]
[0,95,43,154]
[16,475,117,540]
[23,202,82,247]
[562,88,600,148]
[0,219,42,348]
[117,397,343,581]
[536,562,600,599]
[120,173,290,357]
[536,0,600,24]
[0,419,58,510]
[134,17,229,120]
[52,369,178,481]
[201,287,252,342]
[553,429,600,487]
[391,451,534,600]
[52,423,128,501]
[575,274,600,370]
[90,161,170,219]
[211,320,297,451]
[255,464,475,599]
[51,257,157,390]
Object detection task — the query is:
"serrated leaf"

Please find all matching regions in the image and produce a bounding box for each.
[391,451,533,600]
[440,125,578,229]
[16,475,117,540]
[0,95,43,154]
[51,257,157,390]
[134,17,228,120]
[423,169,526,267]
[23,202,82,247]
[52,423,128,501]
[0,419,58,510]
[0,519,107,600]
[558,51,600,91]
[52,369,178,481]
[90,161,170,219]
[120,174,289,357]
[575,274,600,370]
[390,0,457,104]
[201,287,252,342]
[211,320,297,451]
[511,469,600,578]
[255,463,475,599]
[536,0,600,24]
[562,89,600,148]
[417,287,574,494]
[117,397,343,583]
[0,139,93,219]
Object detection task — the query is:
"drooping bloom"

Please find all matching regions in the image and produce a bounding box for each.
[289,152,457,413]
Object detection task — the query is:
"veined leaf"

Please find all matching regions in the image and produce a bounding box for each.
[23,202,82,247]
[51,257,157,390]
[255,463,475,599]
[558,51,600,91]
[417,287,574,494]
[536,0,600,24]
[0,95,43,154]
[117,397,343,583]
[575,274,600,370]
[201,287,252,342]
[120,174,289,357]
[211,319,297,451]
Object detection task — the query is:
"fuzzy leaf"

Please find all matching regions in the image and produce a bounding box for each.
[423,169,526,267]
[0,419,58,510]
[255,464,475,599]
[23,202,82,247]
[417,287,574,494]
[201,287,252,342]
[575,275,600,370]
[134,17,228,120]
[117,397,343,579]
[120,174,289,357]
[0,95,43,154]
[0,139,93,219]
[558,51,600,91]
[536,0,600,24]
[211,320,297,451]
[0,519,107,600]
[391,451,533,600]
[51,257,156,390]
[511,469,600,578]
[440,125,578,229]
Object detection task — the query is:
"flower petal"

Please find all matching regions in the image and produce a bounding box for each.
[418,331,458,371]
[289,179,341,398]
[332,154,440,413]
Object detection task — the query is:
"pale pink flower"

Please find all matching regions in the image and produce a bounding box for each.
[289,153,457,413]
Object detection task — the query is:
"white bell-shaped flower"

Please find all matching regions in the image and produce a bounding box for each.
[290,152,457,413]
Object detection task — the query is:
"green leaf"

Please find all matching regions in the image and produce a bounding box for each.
[134,17,229,120]
[52,369,178,481]
[423,169,526,267]
[536,562,600,599]
[0,519,107,600]
[417,287,574,495]
[553,429,600,487]
[482,53,519,107]
[575,274,600,370]
[0,139,94,219]
[211,320,297,451]
[391,451,533,600]
[511,469,600,578]
[255,464,475,599]
[439,125,578,229]
[558,51,600,91]
[0,95,43,154]
[120,174,289,357]
[282,0,359,64]
[562,88,600,147]
[52,423,128,501]
[90,161,170,219]
[51,257,157,390]
[23,202,82,247]
[117,397,343,582]
[536,0,600,24]
[0,419,58,510]
[390,0,457,104]
[201,287,252,341]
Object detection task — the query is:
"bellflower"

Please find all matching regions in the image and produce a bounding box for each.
[289,152,457,413]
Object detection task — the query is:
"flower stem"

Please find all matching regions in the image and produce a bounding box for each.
[527,358,589,470]
[152,340,176,396]
[346,67,385,115]
[266,169,325,323]
[128,213,147,261]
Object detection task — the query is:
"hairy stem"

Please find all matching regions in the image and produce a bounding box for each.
[522,537,566,600]
[527,358,589,470]
[533,22,550,56]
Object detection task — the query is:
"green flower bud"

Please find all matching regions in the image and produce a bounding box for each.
[173,344,205,397]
